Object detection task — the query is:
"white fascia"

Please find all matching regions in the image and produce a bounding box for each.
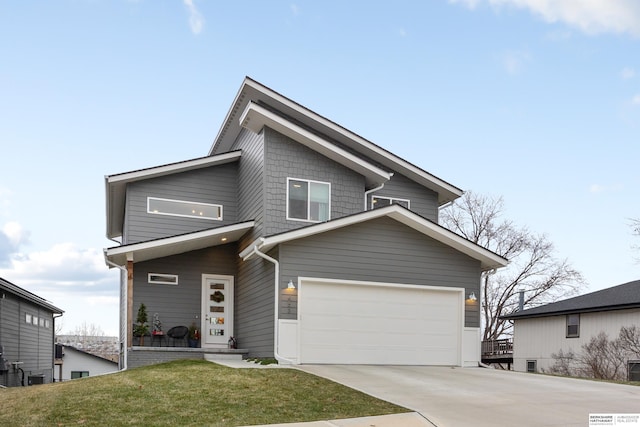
[239,102,392,187]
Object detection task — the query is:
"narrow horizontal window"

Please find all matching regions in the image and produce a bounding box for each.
[372,196,410,209]
[147,197,222,221]
[148,273,178,285]
[71,371,89,379]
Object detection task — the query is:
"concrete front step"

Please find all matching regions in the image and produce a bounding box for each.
[204,352,245,362]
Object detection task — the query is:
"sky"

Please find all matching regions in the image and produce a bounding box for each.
[1,1,639,337]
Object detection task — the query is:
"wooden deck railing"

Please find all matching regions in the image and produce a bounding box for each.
[481,338,513,356]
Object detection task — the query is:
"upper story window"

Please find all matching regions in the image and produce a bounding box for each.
[147,197,222,221]
[566,314,580,338]
[287,178,331,222]
[372,196,410,209]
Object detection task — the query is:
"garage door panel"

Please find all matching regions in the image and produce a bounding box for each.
[299,280,461,365]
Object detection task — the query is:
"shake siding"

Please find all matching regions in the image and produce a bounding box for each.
[278,216,481,327]
[513,308,640,372]
[132,245,238,334]
[262,127,365,236]
[233,128,265,241]
[124,163,239,244]
[371,173,439,221]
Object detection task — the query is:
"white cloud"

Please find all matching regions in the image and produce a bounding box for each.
[589,183,623,194]
[502,50,531,74]
[450,0,640,37]
[2,221,30,247]
[183,0,204,35]
[632,94,640,105]
[621,67,636,79]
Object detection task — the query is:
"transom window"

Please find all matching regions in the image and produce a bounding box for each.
[287,178,330,222]
[372,196,410,209]
[147,197,222,221]
[148,273,178,285]
[566,314,580,338]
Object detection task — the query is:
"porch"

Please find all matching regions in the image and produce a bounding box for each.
[128,346,249,369]
[481,338,513,370]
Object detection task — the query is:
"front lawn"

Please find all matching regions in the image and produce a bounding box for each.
[0,360,407,426]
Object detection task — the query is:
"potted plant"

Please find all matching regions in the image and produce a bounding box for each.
[133,303,149,346]
[188,322,200,348]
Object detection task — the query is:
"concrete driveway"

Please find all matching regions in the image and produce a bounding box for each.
[297,365,640,427]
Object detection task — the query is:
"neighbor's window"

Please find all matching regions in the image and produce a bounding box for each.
[372,196,410,209]
[526,360,537,373]
[287,178,330,222]
[148,273,179,285]
[25,313,32,324]
[32,316,39,326]
[71,371,89,379]
[628,361,640,381]
[147,197,222,221]
[566,314,580,338]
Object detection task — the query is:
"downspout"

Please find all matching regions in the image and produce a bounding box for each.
[52,313,63,382]
[242,243,296,364]
[105,255,129,371]
[363,182,386,211]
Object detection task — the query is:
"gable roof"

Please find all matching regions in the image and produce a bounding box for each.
[62,345,118,365]
[210,77,463,205]
[105,150,241,240]
[104,220,255,266]
[0,277,64,314]
[502,280,640,320]
[239,204,508,271]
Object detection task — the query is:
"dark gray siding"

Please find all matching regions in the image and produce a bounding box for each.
[278,217,481,327]
[133,245,238,336]
[370,173,439,221]
[124,163,239,244]
[0,294,55,387]
[233,128,265,241]
[234,246,276,358]
[263,127,365,236]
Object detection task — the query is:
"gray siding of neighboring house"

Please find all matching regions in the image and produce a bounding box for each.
[370,173,440,222]
[0,293,55,387]
[278,216,481,327]
[123,163,239,244]
[262,127,365,236]
[132,245,238,337]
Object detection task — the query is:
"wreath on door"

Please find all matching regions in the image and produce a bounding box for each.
[212,291,225,303]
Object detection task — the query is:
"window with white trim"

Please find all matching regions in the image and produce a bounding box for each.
[287,178,330,222]
[147,197,222,221]
[566,314,580,338]
[372,196,410,209]
[148,273,178,285]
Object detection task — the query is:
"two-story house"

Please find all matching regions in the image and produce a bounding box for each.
[0,277,63,386]
[104,77,507,369]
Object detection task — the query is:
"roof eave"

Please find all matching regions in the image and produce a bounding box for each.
[105,221,255,266]
[240,205,507,271]
[210,77,463,204]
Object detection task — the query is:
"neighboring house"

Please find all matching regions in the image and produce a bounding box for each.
[503,280,640,378]
[53,345,118,381]
[0,277,63,387]
[104,77,508,369]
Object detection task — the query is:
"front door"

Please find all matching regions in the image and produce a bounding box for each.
[201,274,234,348]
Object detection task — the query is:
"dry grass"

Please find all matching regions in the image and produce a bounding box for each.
[0,360,407,426]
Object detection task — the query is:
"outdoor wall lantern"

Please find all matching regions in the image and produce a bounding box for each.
[287,280,296,290]
[468,292,477,302]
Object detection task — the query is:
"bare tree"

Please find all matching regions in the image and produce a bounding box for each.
[440,191,586,341]
[631,218,640,259]
[68,322,105,348]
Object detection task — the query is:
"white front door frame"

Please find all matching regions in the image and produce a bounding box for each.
[201,274,234,348]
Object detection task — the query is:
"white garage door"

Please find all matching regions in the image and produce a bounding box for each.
[299,279,463,365]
